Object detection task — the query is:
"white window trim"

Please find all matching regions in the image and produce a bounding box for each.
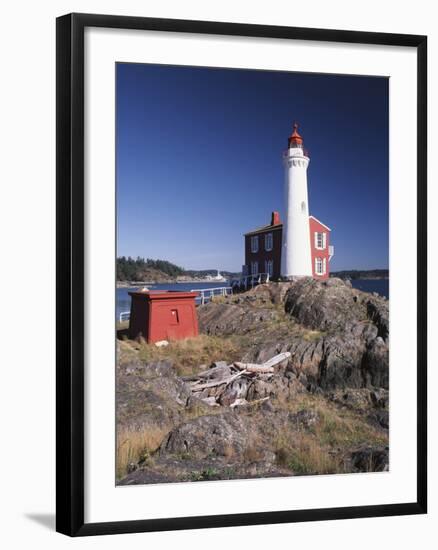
[251,261,258,275]
[265,232,273,251]
[265,259,273,276]
[315,257,326,276]
[251,235,259,253]
[314,231,326,250]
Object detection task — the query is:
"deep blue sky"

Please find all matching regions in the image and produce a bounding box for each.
[116,63,388,272]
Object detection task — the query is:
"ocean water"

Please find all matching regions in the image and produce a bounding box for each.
[116,278,388,320]
[350,278,389,299]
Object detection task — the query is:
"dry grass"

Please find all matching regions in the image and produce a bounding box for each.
[132,334,242,376]
[116,425,170,479]
[243,445,266,463]
[302,329,324,342]
[277,393,386,443]
[273,393,388,475]
[315,401,386,449]
[276,431,340,475]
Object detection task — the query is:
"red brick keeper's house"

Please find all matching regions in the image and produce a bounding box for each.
[243,211,334,281]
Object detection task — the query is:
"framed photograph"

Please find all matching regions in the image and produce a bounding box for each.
[56,13,427,536]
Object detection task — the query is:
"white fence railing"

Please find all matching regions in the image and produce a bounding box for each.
[190,286,233,305]
[119,311,131,323]
[231,272,270,291]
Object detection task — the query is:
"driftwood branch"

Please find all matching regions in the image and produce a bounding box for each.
[233,352,290,373]
[229,396,270,408]
[191,370,247,391]
[233,362,274,374]
[261,351,291,368]
[187,352,290,407]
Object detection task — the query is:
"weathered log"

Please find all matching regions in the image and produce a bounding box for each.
[262,351,291,368]
[191,370,248,391]
[200,396,219,407]
[233,352,290,373]
[233,363,275,374]
[229,396,270,408]
[229,398,248,408]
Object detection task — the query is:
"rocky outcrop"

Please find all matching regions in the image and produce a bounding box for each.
[160,413,253,459]
[328,388,389,411]
[245,372,306,402]
[284,277,388,337]
[117,360,211,430]
[158,408,321,462]
[197,279,389,392]
[117,279,389,485]
[284,278,368,332]
[198,302,279,336]
[348,446,389,472]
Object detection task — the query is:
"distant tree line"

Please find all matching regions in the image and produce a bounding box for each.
[117,256,185,281]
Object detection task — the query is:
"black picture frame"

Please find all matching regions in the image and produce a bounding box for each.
[56,12,427,537]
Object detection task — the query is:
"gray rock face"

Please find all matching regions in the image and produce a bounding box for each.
[328,388,389,411]
[119,456,291,485]
[198,279,389,392]
[198,302,279,336]
[246,375,306,402]
[117,361,210,430]
[285,277,371,332]
[349,446,389,472]
[159,408,321,464]
[286,279,388,329]
[366,300,389,342]
[362,337,389,388]
[160,413,253,459]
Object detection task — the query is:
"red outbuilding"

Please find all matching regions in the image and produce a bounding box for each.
[128,290,199,343]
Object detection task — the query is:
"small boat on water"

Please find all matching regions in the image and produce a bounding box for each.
[203,270,228,283]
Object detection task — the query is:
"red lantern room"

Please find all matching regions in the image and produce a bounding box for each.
[288,122,304,148]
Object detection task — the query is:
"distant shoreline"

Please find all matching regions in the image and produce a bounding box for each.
[331,270,389,281]
[117,279,215,288]
[333,276,389,281]
[117,276,389,288]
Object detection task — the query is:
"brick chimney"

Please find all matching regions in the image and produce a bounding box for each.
[271,211,281,226]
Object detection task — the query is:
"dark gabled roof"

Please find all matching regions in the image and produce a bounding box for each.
[244,223,283,237]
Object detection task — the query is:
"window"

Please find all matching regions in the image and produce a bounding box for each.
[315,231,326,250]
[251,235,259,253]
[170,309,179,325]
[301,201,306,212]
[315,257,326,276]
[251,261,258,275]
[265,259,273,277]
[265,232,273,251]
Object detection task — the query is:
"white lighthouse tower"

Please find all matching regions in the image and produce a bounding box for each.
[281,123,313,278]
